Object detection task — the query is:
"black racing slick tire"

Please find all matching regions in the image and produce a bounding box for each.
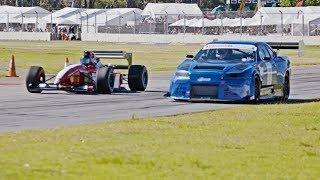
[128,65,148,91]
[26,66,45,93]
[97,67,114,94]
[278,74,290,102]
[251,77,261,104]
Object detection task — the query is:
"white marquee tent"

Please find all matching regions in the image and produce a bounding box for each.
[248,6,320,26]
[141,3,202,17]
[0,5,49,30]
[42,7,142,33]
[188,18,216,28]
[141,3,202,23]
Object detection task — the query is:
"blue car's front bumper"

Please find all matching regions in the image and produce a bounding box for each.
[169,75,254,101]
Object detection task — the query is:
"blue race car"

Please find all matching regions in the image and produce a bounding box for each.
[167,41,296,103]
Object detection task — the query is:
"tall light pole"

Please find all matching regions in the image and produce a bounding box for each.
[35,11,38,31]
[259,11,263,34]
[133,10,136,34]
[164,10,168,34]
[77,10,82,33]
[148,11,152,34]
[94,12,97,33]
[5,11,9,31]
[83,12,89,33]
[21,11,24,32]
[299,10,305,36]
[279,10,283,36]
[182,10,186,34]
[104,6,108,33]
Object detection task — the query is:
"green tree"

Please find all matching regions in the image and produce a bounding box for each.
[95,0,127,8]
[39,0,51,9]
[280,0,295,6]
[305,0,320,5]
[0,0,17,6]
[200,0,225,9]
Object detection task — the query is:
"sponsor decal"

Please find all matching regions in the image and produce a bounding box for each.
[203,44,257,51]
[265,62,273,85]
[197,77,211,82]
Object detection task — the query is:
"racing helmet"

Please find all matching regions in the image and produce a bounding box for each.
[80,51,95,65]
[216,49,232,59]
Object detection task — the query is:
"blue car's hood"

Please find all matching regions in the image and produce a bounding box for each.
[177,59,255,74]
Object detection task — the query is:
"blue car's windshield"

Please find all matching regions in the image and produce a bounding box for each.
[194,45,256,64]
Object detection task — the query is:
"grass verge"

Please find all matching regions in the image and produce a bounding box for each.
[0,101,319,178]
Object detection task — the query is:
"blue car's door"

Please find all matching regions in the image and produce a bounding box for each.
[257,44,276,87]
[264,44,279,85]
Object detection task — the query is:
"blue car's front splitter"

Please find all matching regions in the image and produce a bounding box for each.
[169,80,254,102]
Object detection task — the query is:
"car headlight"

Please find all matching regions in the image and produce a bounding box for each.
[175,70,190,78]
[177,63,191,71]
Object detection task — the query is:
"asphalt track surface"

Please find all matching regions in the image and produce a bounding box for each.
[0,65,319,132]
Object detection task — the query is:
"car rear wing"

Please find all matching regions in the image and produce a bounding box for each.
[267,40,304,57]
[89,51,133,69]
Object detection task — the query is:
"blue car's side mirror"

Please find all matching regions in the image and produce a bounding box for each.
[186,55,194,58]
[263,57,271,61]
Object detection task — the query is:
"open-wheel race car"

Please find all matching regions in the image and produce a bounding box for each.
[26,51,148,94]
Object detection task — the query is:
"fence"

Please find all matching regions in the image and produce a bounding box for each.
[0,10,319,41]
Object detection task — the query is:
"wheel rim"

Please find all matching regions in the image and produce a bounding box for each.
[142,70,148,87]
[108,73,115,90]
[28,71,45,92]
[31,72,44,87]
[39,73,45,83]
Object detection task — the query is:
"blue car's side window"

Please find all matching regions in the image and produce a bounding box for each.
[258,45,267,61]
[266,45,276,60]
[259,44,272,61]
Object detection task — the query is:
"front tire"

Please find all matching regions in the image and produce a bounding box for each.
[97,67,114,94]
[128,65,148,91]
[26,66,45,93]
[251,77,261,103]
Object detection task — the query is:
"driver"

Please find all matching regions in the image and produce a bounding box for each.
[80,51,103,68]
[216,49,232,60]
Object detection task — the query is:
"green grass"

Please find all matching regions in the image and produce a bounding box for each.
[0,101,319,179]
[0,41,319,76]
[0,41,200,75]
[282,46,320,66]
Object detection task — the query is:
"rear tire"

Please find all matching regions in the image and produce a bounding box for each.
[97,67,114,94]
[26,66,45,93]
[128,65,148,91]
[278,74,290,102]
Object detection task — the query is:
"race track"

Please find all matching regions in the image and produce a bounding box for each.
[0,65,319,132]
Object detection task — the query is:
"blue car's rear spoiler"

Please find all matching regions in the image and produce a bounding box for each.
[267,42,299,50]
[267,40,304,57]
